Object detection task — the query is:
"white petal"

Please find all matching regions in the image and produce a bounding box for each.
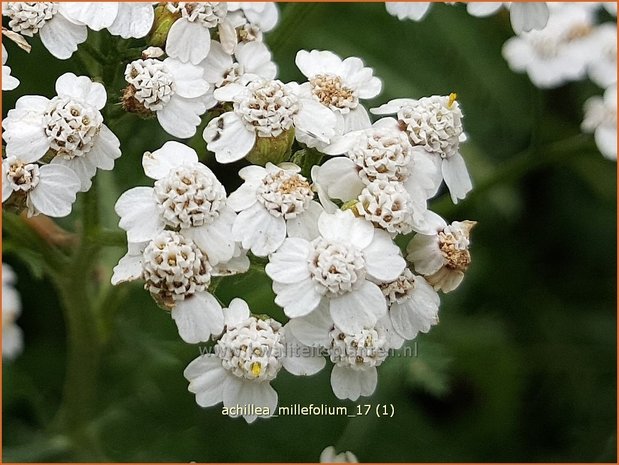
[59,2,118,30]
[87,124,121,171]
[295,50,343,78]
[111,248,145,285]
[171,291,224,343]
[165,58,210,98]
[358,367,378,397]
[312,157,364,202]
[341,105,372,133]
[371,98,417,115]
[184,355,227,407]
[184,206,236,265]
[390,276,440,340]
[115,187,165,243]
[330,281,387,334]
[28,164,80,217]
[442,153,472,204]
[273,278,323,318]
[281,326,326,376]
[331,366,363,401]
[509,2,549,34]
[265,237,312,284]
[204,112,256,163]
[166,19,211,65]
[406,234,443,276]
[295,98,337,143]
[227,180,260,211]
[50,155,96,192]
[201,40,233,84]
[596,126,617,161]
[107,3,154,39]
[286,300,332,347]
[232,202,285,256]
[223,377,277,423]
[224,297,251,327]
[2,110,49,163]
[39,14,87,59]
[236,41,277,79]
[318,210,374,250]
[363,230,406,282]
[157,96,206,139]
[286,201,323,241]
[142,141,198,180]
[466,2,503,17]
[55,72,106,109]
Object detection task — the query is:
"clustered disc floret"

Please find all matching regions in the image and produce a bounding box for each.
[5,160,40,193]
[167,2,227,27]
[380,267,417,304]
[236,80,299,137]
[356,180,416,235]
[438,222,472,272]
[349,129,413,183]
[4,2,58,36]
[256,170,313,219]
[398,94,463,159]
[44,96,103,159]
[153,165,227,230]
[142,231,212,308]
[216,316,285,381]
[310,74,358,112]
[328,325,389,369]
[124,59,175,112]
[308,238,366,295]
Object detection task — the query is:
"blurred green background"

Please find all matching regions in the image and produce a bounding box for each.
[2,3,616,462]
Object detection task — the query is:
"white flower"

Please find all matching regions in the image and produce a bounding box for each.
[228,162,323,256]
[587,23,617,89]
[115,141,237,265]
[165,2,232,65]
[203,79,336,163]
[2,155,80,218]
[184,298,325,423]
[3,2,87,59]
[467,2,549,34]
[385,2,432,21]
[315,123,440,211]
[355,179,431,235]
[60,2,154,38]
[2,73,121,192]
[123,57,210,138]
[2,44,19,91]
[582,85,617,161]
[381,268,440,340]
[288,302,403,401]
[265,209,405,333]
[320,446,358,463]
[502,4,597,88]
[406,218,476,293]
[200,40,277,109]
[227,2,279,32]
[2,264,23,360]
[371,95,472,203]
[111,232,225,344]
[294,50,382,148]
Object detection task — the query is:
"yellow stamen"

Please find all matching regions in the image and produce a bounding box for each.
[250,362,261,377]
[448,92,457,109]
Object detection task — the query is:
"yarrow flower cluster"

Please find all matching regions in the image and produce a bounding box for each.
[4,1,485,428]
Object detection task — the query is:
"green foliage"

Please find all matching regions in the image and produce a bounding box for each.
[2,3,616,462]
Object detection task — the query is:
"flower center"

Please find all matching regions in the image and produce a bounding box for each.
[256,170,313,219]
[5,159,40,193]
[43,96,103,160]
[328,325,388,369]
[167,2,227,27]
[380,268,417,305]
[438,223,473,272]
[216,317,284,381]
[397,95,463,159]
[142,231,211,309]
[349,129,413,184]
[124,59,176,112]
[356,180,416,235]
[153,165,226,230]
[235,80,299,138]
[309,74,358,112]
[5,2,58,37]
[308,238,366,295]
